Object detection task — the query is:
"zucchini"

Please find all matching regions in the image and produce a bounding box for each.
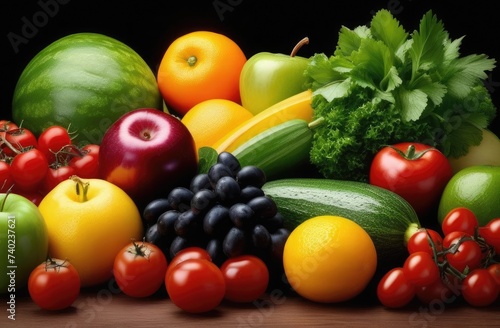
[262,178,421,263]
[232,118,321,179]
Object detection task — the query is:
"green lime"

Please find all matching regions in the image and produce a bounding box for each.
[438,165,500,226]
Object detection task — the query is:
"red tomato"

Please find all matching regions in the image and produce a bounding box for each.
[3,127,38,155]
[377,267,416,308]
[487,263,500,287]
[479,218,500,254]
[369,143,453,217]
[28,258,81,310]
[165,246,212,280]
[69,144,100,178]
[441,207,479,236]
[415,278,458,305]
[0,160,13,192]
[220,255,269,303]
[113,241,168,298]
[37,125,72,164]
[407,228,443,256]
[461,268,499,307]
[9,148,48,192]
[43,165,77,193]
[166,258,225,313]
[403,251,440,287]
[443,232,482,273]
[0,120,19,139]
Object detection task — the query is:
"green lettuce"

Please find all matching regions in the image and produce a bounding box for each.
[306,9,496,182]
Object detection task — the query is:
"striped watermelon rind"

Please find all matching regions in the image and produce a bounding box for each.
[12,32,162,146]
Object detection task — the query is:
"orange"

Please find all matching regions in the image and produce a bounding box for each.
[157,31,247,116]
[283,215,377,303]
[181,98,253,151]
[38,177,144,287]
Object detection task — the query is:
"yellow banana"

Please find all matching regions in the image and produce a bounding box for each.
[212,89,313,153]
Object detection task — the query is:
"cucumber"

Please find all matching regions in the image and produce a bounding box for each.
[262,178,421,263]
[232,118,321,179]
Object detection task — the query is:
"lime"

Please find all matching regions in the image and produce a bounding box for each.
[438,165,500,226]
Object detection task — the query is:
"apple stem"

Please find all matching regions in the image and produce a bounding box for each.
[290,37,309,57]
[70,175,89,202]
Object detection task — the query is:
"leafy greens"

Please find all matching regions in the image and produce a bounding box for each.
[306,9,496,182]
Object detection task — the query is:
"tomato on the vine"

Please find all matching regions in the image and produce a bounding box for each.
[0,160,13,192]
[415,278,458,305]
[403,251,440,287]
[487,263,500,287]
[113,240,168,298]
[166,258,225,313]
[68,144,100,178]
[461,268,499,307]
[220,255,269,303]
[369,142,453,217]
[407,228,443,256]
[479,218,500,254]
[37,125,72,164]
[28,258,81,310]
[0,120,19,139]
[43,165,77,193]
[441,207,479,236]
[443,232,482,273]
[9,148,48,192]
[377,267,415,308]
[4,127,38,155]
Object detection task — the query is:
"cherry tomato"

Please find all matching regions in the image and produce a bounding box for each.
[403,251,440,287]
[28,258,81,310]
[0,120,19,139]
[415,278,458,305]
[37,125,72,164]
[165,246,212,280]
[43,165,77,193]
[487,263,500,287]
[369,143,453,217]
[461,268,499,307]
[443,232,482,273]
[220,255,269,303]
[479,218,500,254]
[113,240,168,298]
[377,267,416,308]
[441,207,479,236]
[0,160,13,192]
[69,144,100,178]
[407,228,443,256]
[9,148,48,192]
[166,258,225,313]
[3,127,38,155]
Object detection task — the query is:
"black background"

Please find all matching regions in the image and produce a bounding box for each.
[1,0,499,135]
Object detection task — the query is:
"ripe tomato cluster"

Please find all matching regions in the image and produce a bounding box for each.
[113,243,269,313]
[377,207,500,308]
[0,120,99,203]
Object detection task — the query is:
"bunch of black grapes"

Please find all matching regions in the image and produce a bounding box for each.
[142,152,290,271]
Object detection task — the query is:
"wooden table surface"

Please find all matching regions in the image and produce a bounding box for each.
[3,280,499,328]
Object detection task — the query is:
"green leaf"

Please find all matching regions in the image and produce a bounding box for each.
[445,54,496,98]
[336,25,370,57]
[305,53,343,90]
[197,147,218,174]
[313,78,352,102]
[370,9,408,53]
[408,10,448,79]
[396,86,428,121]
[350,39,401,92]
[444,122,483,157]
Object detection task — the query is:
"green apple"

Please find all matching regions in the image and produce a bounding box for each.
[240,37,310,115]
[0,193,49,294]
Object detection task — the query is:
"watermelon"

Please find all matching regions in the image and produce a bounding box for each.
[12,32,162,146]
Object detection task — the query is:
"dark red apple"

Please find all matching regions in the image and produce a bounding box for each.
[99,108,198,208]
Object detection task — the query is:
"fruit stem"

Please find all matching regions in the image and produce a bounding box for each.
[290,37,309,57]
[389,144,435,160]
[71,175,89,202]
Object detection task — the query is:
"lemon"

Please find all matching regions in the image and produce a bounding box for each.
[438,165,500,226]
[283,215,377,303]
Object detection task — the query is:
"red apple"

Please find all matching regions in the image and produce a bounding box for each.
[99,108,198,208]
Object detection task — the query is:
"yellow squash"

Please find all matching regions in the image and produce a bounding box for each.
[212,89,313,153]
